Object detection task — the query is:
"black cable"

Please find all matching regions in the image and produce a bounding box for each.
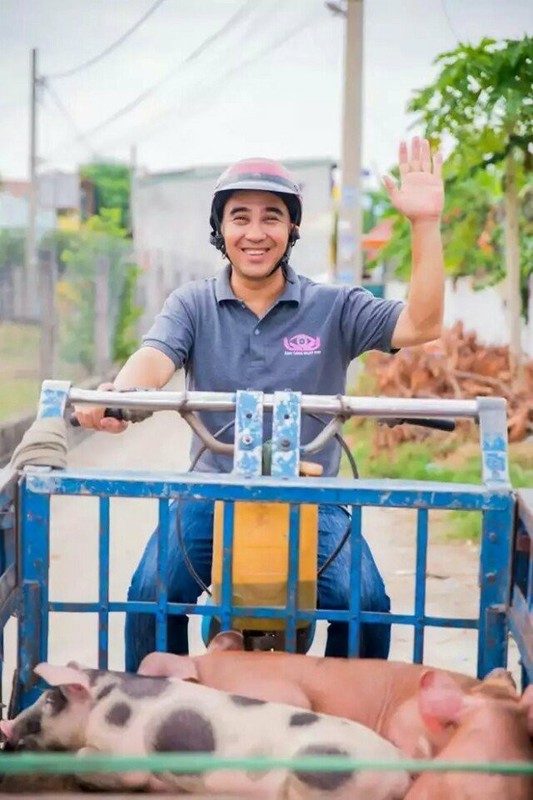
[43,81,99,159]
[44,0,254,160]
[47,0,167,80]
[176,413,359,594]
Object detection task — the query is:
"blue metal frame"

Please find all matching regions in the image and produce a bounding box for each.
[509,490,533,688]
[1,385,531,714]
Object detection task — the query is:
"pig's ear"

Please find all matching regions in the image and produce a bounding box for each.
[208,631,245,652]
[417,670,464,732]
[34,663,91,700]
[520,685,533,736]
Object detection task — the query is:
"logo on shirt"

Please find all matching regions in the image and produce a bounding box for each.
[283,333,322,355]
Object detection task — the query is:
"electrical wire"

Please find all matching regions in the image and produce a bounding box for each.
[46,0,167,80]
[43,81,99,159]
[43,0,255,162]
[104,3,323,150]
[440,0,462,43]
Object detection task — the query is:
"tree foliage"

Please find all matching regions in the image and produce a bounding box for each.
[374,36,533,316]
[80,162,131,229]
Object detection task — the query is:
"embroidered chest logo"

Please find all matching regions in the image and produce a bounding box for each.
[283,333,322,356]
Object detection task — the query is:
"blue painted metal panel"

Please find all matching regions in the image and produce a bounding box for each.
[98,497,110,670]
[233,390,263,478]
[271,391,301,479]
[413,509,429,664]
[36,380,71,419]
[18,477,51,708]
[477,397,510,486]
[347,506,362,657]
[220,501,235,633]
[285,504,301,653]
[477,503,514,678]
[24,470,510,511]
[156,500,170,652]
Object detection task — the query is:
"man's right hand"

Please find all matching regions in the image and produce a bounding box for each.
[72,382,128,434]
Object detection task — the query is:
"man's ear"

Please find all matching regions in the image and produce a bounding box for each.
[34,663,91,701]
[417,670,464,733]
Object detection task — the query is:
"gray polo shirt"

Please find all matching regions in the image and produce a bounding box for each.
[142,265,404,476]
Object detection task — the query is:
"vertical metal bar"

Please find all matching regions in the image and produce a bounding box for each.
[286,504,301,653]
[18,475,50,709]
[477,397,510,485]
[220,501,234,633]
[98,497,110,669]
[271,391,301,479]
[233,390,264,478]
[413,509,428,663]
[347,506,362,657]
[478,503,514,678]
[156,499,169,652]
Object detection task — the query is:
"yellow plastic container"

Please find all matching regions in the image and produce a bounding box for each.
[212,493,319,632]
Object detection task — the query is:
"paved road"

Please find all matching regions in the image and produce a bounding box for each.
[2,374,519,699]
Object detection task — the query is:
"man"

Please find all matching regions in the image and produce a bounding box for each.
[75,137,445,671]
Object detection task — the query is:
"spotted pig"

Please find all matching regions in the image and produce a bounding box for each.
[0,662,411,798]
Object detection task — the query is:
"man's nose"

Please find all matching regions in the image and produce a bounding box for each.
[245,220,267,241]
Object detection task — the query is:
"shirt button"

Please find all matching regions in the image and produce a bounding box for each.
[255,329,260,335]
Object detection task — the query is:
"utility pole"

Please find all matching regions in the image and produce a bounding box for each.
[24,48,39,319]
[328,0,364,286]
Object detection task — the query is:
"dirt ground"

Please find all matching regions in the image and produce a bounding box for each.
[1,375,521,701]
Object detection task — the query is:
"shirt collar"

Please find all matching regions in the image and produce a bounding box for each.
[215,264,301,305]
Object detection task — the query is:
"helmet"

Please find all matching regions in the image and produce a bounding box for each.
[209,158,303,264]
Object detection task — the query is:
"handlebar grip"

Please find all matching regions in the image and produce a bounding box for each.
[378,417,456,432]
[69,408,127,428]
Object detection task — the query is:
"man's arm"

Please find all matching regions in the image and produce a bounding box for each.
[74,347,176,433]
[382,137,445,350]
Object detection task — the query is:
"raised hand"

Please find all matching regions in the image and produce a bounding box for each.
[383,137,444,223]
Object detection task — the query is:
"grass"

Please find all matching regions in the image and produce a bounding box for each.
[340,419,533,542]
[0,322,90,421]
[0,322,40,420]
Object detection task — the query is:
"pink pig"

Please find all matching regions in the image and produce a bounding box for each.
[405,670,533,799]
[139,631,484,759]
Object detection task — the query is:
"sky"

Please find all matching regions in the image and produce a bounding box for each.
[1,0,532,182]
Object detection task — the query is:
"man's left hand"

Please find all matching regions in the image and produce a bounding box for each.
[383,137,444,223]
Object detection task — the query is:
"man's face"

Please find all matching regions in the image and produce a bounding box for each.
[221,190,293,281]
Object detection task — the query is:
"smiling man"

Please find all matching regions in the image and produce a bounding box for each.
[75,140,445,671]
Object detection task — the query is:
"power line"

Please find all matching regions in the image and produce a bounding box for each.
[46,0,166,80]
[119,5,324,149]
[440,0,462,44]
[43,0,254,161]
[43,80,99,158]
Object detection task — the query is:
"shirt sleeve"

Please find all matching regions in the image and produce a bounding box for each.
[340,286,405,361]
[142,288,195,368]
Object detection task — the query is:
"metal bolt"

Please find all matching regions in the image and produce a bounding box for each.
[485,571,497,583]
[488,532,497,543]
[241,434,253,446]
[280,438,291,449]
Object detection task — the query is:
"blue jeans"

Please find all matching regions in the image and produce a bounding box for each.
[124,500,391,671]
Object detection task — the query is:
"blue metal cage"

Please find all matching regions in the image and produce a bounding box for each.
[0,381,531,714]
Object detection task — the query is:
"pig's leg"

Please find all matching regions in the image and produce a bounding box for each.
[74,746,151,792]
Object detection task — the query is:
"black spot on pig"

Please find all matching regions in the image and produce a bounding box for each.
[293,744,354,791]
[230,695,267,707]
[45,687,68,717]
[121,675,170,699]
[105,702,132,727]
[289,712,319,727]
[95,683,117,702]
[154,709,216,754]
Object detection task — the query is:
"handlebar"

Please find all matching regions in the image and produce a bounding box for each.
[68,388,466,456]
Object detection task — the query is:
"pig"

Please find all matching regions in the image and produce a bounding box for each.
[139,631,488,759]
[405,670,533,799]
[0,662,412,799]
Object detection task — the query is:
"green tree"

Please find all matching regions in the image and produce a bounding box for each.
[405,36,533,370]
[80,162,131,230]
